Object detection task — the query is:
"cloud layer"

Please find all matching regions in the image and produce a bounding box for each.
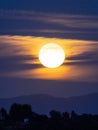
[0,35,98,82]
[0,0,98,98]
[0,10,98,40]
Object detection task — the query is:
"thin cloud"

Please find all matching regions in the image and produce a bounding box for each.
[0,10,98,29]
[67,51,98,60]
[0,35,98,82]
[0,55,39,72]
[0,10,98,41]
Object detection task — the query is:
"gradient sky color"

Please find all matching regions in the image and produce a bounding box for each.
[0,0,98,98]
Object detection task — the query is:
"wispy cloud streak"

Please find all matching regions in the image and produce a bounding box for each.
[0,10,98,40]
[0,10,98,29]
[0,35,98,82]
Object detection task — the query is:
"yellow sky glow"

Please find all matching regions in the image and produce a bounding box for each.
[0,35,98,82]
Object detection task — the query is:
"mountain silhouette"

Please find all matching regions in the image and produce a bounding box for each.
[0,93,98,115]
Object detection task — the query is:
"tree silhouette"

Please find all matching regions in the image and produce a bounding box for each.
[9,103,32,122]
[0,108,7,120]
[50,110,61,120]
[62,112,70,121]
[9,103,23,121]
[22,104,32,119]
[71,110,78,120]
[1,103,98,130]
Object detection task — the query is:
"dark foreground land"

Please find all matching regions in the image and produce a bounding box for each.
[0,103,98,130]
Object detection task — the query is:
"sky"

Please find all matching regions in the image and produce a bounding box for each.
[0,0,98,98]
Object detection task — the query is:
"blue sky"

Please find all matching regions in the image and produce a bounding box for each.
[0,0,98,98]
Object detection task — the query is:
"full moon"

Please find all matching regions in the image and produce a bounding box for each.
[39,43,65,68]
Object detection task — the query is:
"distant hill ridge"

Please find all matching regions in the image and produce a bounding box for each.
[0,93,98,115]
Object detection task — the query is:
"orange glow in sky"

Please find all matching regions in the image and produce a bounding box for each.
[0,35,98,82]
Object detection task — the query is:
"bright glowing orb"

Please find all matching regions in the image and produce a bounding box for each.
[39,43,65,68]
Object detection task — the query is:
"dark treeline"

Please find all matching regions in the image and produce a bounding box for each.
[0,103,98,130]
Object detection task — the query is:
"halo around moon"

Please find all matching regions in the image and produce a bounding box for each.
[39,43,65,68]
